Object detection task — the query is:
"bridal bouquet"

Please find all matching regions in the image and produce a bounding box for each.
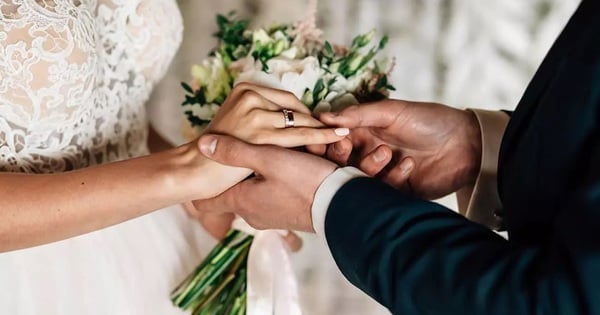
[172,1,395,314]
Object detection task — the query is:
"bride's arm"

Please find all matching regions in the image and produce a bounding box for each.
[0,84,345,252]
[0,142,219,252]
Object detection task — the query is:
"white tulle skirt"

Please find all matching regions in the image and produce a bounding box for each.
[0,205,213,315]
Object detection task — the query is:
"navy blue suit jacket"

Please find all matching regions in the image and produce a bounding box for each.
[325,1,600,314]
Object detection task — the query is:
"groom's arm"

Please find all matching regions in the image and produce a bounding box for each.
[315,155,600,314]
[193,131,599,315]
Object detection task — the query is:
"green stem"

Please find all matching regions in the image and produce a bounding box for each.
[171,230,238,298]
[222,268,247,314]
[171,229,253,312]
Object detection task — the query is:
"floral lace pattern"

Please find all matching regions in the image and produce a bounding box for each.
[0,0,182,173]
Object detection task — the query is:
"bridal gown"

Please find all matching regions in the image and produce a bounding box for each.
[0,1,213,314]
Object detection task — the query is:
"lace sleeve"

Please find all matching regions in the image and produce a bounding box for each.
[0,1,97,172]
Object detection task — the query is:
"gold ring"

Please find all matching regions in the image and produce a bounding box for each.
[282,109,295,128]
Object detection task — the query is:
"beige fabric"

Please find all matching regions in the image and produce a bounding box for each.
[457,109,510,229]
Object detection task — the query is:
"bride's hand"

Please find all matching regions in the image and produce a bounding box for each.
[205,82,349,147]
[187,83,345,245]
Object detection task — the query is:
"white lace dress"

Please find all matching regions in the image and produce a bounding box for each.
[0,1,212,314]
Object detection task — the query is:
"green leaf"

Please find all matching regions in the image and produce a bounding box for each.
[378,35,389,50]
[375,75,388,90]
[328,76,338,88]
[312,78,325,105]
[216,14,229,28]
[301,88,313,107]
[196,87,207,105]
[324,41,334,57]
[351,29,375,49]
[184,111,210,127]
[181,82,194,94]
[328,62,341,73]
[213,13,252,64]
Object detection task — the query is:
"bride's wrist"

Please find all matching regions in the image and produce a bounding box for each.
[160,140,253,202]
[159,141,212,201]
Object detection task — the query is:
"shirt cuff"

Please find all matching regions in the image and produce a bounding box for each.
[311,167,367,236]
[457,109,510,229]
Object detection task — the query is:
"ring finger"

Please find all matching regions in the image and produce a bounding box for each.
[259,110,325,129]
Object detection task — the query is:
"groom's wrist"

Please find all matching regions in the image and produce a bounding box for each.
[458,109,509,228]
[311,167,368,236]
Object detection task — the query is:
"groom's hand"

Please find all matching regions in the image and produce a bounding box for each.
[192,134,337,232]
[319,100,482,199]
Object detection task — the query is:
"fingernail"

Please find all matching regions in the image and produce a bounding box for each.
[334,128,350,136]
[373,150,387,163]
[199,137,217,156]
[401,162,414,175]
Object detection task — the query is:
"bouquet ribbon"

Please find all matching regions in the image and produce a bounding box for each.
[232,218,303,315]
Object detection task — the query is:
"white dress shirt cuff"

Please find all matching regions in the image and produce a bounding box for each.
[457,109,510,229]
[311,167,367,236]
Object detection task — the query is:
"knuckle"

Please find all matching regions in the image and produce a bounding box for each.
[246,108,262,125]
[239,90,261,110]
[233,82,253,93]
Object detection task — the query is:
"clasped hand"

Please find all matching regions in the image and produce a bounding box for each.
[189,85,483,242]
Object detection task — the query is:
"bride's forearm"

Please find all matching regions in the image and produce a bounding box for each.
[0,143,232,252]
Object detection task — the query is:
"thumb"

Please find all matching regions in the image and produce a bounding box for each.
[198,134,268,171]
[319,102,399,128]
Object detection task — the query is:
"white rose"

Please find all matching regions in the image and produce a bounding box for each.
[277,57,323,99]
[329,70,370,94]
[235,56,324,100]
[235,57,287,91]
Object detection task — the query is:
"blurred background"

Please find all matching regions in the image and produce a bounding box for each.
[148,1,579,314]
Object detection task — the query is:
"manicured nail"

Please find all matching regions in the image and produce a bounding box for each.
[200,137,217,156]
[334,128,350,136]
[373,149,387,163]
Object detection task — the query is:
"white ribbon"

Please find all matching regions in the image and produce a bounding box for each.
[232,218,302,315]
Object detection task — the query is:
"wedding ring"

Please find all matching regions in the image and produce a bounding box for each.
[282,109,295,128]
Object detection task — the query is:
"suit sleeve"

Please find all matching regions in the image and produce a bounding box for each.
[324,129,600,315]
